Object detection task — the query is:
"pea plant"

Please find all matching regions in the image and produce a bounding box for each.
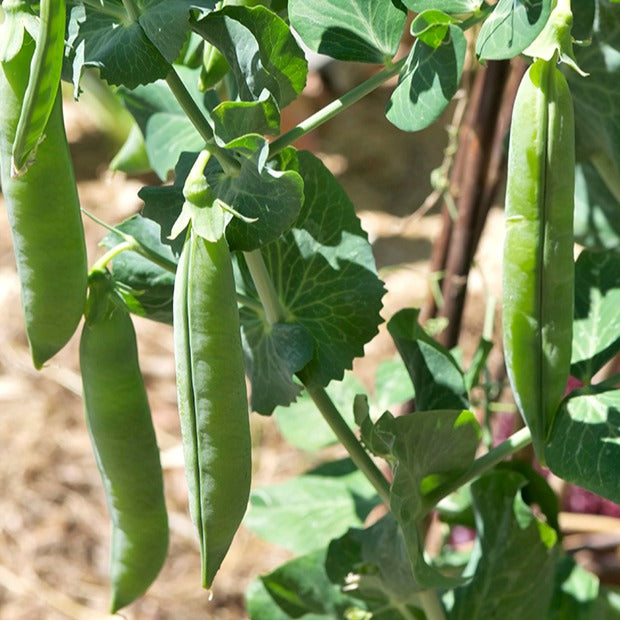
[1,0,620,617]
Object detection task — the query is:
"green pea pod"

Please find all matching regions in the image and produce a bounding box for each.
[0,8,87,369]
[173,225,252,588]
[80,273,168,613]
[503,58,575,463]
[12,0,67,174]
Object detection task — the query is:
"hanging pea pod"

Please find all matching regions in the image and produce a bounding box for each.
[11,0,67,174]
[80,272,168,612]
[502,57,575,463]
[173,152,252,587]
[0,1,87,368]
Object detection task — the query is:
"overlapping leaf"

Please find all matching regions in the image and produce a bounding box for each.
[358,408,480,589]
[387,308,468,411]
[288,0,407,63]
[545,388,620,504]
[326,515,425,619]
[449,470,558,619]
[115,67,209,180]
[192,5,307,107]
[569,3,620,249]
[571,249,620,382]
[386,24,466,132]
[475,0,552,60]
[68,0,216,88]
[99,215,177,324]
[237,150,385,411]
[246,549,366,619]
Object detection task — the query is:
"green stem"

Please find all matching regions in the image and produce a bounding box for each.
[419,590,447,620]
[81,0,127,21]
[90,241,134,275]
[298,369,391,506]
[120,0,140,22]
[426,427,532,507]
[268,57,406,158]
[164,69,238,175]
[243,250,391,503]
[243,249,285,324]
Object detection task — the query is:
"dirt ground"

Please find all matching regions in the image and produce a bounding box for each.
[1,67,609,619]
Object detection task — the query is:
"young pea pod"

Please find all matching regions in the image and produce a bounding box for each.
[173,222,252,588]
[80,273,168,612]
[0,7,87,368]
[12,0,67,174]
[503,58,575,463]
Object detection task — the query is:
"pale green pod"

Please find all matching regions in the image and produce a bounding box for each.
[503,58,575,463]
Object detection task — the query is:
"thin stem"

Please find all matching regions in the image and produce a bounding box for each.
[243,249,285,324]
[120,0,140,22]
[268,57,406,158]
[164,69,238,174]
[90,241,134,275]
[426,427,532,507]
[165,69,214,144]
[81,0,127,21]
[299,370,391,506]
[419,590,447,620]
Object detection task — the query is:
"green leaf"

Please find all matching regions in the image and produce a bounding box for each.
[373,356,415,413]
[569,4,620,248]
[371,409,480,589]
[547,555,600,620]
[139,153,195,257]
[288,0,407,64]
[237,151,385,407]
[545,388,620,504]
[386,24,466,132]
[67,1,215,89]
[326,514,426,620]
[116,67,210,180]
[571,249,620,382]
[574,161,620,250]
[247,549,366,619]
[100,215,177,324]
[387,308,469,412]
[193,5,307,108]
[208,143,305,251]
[211,90,281,144]
[137,0,216,64]
[140,146,304,253]
[68,4,169,89]
[245,460,380,555]
[403,1,481,13]
[273,372,363,449]
[449,470,558,620]
[475,0,552,61]
[243,322,314,414]
[411,10,459,50]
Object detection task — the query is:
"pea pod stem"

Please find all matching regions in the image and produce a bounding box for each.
[268,57,406,158]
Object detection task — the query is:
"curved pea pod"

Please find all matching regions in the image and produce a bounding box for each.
[80,274,168,612]
[503,58,575,463]
[0,18,87,369]
[173,225,252,588]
